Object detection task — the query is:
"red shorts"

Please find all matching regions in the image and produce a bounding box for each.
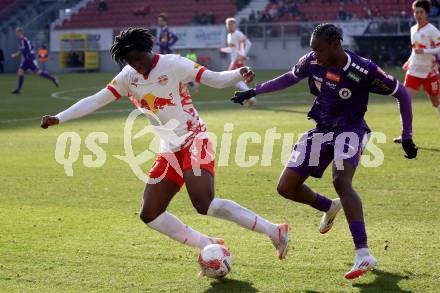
[228,58,246,70]
[148,138,215,188]
[404,73,440,97]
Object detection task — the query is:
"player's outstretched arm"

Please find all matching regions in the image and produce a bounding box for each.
[200,67,254,89]
[414,47,440,55]
[231,71,301,105]
[40,88,115,129]
[393,84,418,159]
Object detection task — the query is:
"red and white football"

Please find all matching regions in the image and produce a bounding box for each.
[198,244,233,279]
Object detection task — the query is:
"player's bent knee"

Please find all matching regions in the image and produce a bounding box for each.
[276,182,289,198]
[276,181,298,199]
[191,198,212,215]
[139,208,162,224]
[332,176,352,196]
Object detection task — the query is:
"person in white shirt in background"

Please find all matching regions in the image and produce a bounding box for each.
[397,0,440,143]
[220,17,256,106]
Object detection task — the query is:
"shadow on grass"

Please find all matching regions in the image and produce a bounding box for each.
[204,278,258,293]
[418,146,440,153]
[353,269,413,293]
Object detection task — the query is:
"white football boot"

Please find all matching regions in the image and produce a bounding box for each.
[345,248,377,279]
[319,198,342,234]
[270,224,289,260]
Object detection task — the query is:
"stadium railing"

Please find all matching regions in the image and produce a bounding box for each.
[239,18,440,42]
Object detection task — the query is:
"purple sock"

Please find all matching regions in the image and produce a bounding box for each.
[310,193,332,212]
[40,71,56,83]
[349,221,368,249]
[16,75,24,91]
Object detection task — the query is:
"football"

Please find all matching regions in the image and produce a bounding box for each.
[198,244,233,279]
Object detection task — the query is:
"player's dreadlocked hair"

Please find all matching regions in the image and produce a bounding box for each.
[312,23,343,43]
[413,0,430,14]
[110,27,154,65]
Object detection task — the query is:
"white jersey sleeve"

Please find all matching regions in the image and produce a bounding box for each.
[106,66,131,99]
[55,88,115,123]
[174,55,207,83]
[424,26,440,54]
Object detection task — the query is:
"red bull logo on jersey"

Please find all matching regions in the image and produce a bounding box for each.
[412,41,427,49]
[141,93,176,113]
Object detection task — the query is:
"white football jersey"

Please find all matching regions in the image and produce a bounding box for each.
[227,30,247,61]
[408,23,440,78]
[107,54,207,152]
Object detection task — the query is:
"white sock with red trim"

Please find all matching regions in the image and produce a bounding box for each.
[147,211,212,249]
[207,198,277,237]
[235,80,250,91]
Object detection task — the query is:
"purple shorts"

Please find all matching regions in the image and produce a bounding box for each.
[286,126,371,179]
[19,59,39,72]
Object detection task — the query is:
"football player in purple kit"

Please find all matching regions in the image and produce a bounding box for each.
[232,23,418,279]
[156,13,178,55]
[11,27,59,94]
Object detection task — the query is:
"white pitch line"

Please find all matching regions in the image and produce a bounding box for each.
[1,89,311,124]
[50,87,101,101]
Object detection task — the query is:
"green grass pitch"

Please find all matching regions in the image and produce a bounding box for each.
[0,69,439,292]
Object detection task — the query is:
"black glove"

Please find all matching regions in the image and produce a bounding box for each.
[231,89,256,105]
[402,139,418,159]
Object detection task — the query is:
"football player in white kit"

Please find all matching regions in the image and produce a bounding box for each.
[396,0,440,143]
[40,28,289,268]
[220,17,257,106]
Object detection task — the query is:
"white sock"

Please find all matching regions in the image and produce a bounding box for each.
[355,248,370,257]
[207,198,277,237]
[147,211,212,249]
[235,80,250,91]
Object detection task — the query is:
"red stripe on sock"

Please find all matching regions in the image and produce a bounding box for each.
[251,216,257,231]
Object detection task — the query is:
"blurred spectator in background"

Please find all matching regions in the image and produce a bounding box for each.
[289,4,301,17]
[372,6,382,18]
[98,0,108,11]
[193,11,217,25]
[207,11,216,24]
[249,10,256,23]
[429,0,440,17]
[38,45,49,71]
[133,3,150,16]
[250,0,410,22]
[336,6,347,20]
[157,13,178,54]
[0,48,4,73]
[235,0,251,10]
[193,11,201,24]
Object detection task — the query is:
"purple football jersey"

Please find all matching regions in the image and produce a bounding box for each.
[292,50,399,130]
[19,37,35,62]
[157,26,178,54]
